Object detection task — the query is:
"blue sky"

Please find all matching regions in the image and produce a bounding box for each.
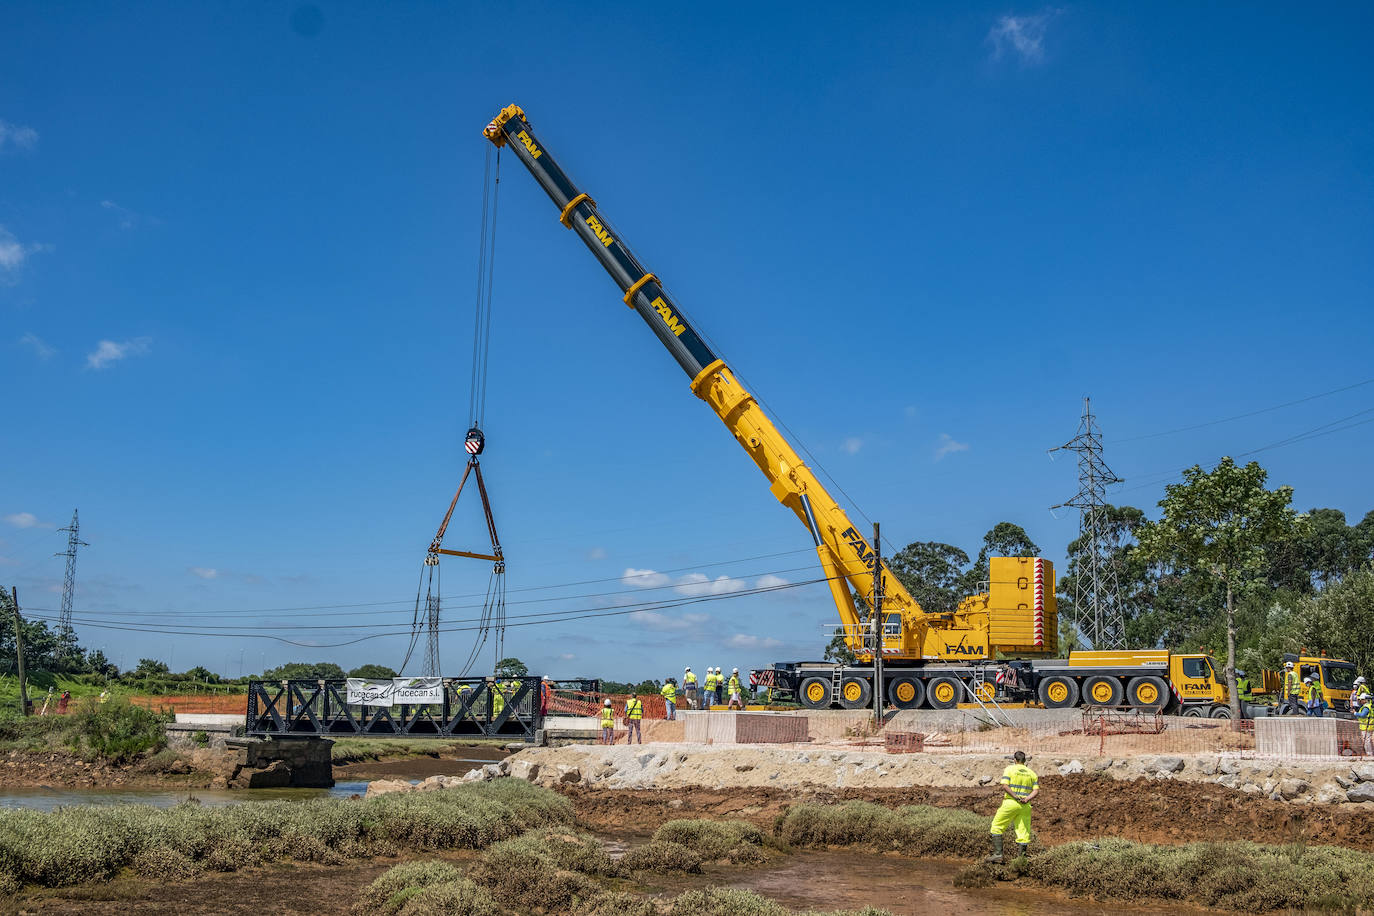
[2,3,1371,681]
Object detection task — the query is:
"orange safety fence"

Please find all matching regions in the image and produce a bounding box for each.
[548,690,669,719]
[128,694,249,715]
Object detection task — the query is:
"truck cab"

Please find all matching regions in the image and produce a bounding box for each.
[1285,653,1357,714]
[1169,653,1229,714]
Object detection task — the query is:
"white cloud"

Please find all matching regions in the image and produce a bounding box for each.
[100,199,141,230]
[586,546,607,561]
[3,512,53,529]
[988,9,1060,63]
[86,337,151,369]
[559,652,576,660]
[0,225,49,278]
[841,437,864,455]
[0,119,38,151]
[629,610,710,632]
[934,433,970,461]
[622,567,671,588]
[19,333,55,359]
[756,574,790,589]
[189,567,219,579]
[674,572,746,597]
[726,634,783,650]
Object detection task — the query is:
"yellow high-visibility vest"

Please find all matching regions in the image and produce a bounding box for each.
[728,675,741,693]
[684,672,697,685]
[600,708,614,729]
[1358,702,1374,731]
[626,698,644,720]
[999,764,1038,802]
[660,683,677,702]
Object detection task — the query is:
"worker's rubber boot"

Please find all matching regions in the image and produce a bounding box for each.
[984,835,1004,865]
[1016,843,1030,860]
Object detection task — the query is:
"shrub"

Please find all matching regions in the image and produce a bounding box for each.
[357,861,465,915]
[580,891,659,916]
[192,730,210,747]
[653,819,768,862]
[71,699,168,763]
[129,846,202,881]
[620,840,703,874]
[776,802,988,859]
[484,827,620,876]
[466,845,602,914]
[394,880,504,916]
[666,887,892,916]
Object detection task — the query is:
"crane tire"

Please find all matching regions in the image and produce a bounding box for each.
[1126,675,1169,712]
[1083,676,1124,707]
[887,677,925,710]
[798,677,832,710]
[927,676,961,710]
[1037,676,1080,709]
[838,677,872,710]
[1181,705,1206,718]
[1208,704,1233,719]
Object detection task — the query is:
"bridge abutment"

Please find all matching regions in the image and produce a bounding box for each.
[224,736,334,788]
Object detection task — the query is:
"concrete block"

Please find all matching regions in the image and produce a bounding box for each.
[1256,717,1360,758]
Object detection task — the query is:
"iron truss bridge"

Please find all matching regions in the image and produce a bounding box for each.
[245,677,545,741]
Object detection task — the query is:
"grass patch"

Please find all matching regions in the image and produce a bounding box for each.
[0,778,570,889]
[0,699,167,763]
[775,801,991,859]
[653,819,770,863]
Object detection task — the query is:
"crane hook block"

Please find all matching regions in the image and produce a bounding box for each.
[465,427,485,456]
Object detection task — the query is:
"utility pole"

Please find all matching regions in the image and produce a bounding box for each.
[9,587,30,716]
[872,522,885,726]
[1050,398,1126,649]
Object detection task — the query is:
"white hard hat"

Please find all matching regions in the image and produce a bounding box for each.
[1355,676,1366,684]
[732,667,739,673]
[685,666,691,671]
[1284,661,1294,668]
[604,699,612,706]
[1303,676,1313,683]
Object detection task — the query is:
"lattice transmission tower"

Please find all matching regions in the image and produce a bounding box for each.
[1050,399,1125,649]
[55,509,88,644]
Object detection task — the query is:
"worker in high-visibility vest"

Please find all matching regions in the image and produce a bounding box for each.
[625,695,644,744]
[599,699,615,745]
[1235,669,1253,702]
[703,669,718,707]
[986,750,1039,864]
[539,676,552,717]
[683,667,698,710]
[491,679,505,719]
[660,679,677,720]
[1352,676,1371,709]
[1281,662,1301,715]
[713,666,725,706]
[1305,676,1325,717]
[727,668,744,710]
[1357,696,1374,758]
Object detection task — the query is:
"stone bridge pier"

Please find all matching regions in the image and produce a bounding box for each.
[224,736,334,788]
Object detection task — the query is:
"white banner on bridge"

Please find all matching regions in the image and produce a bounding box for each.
[345,677,444,706]
[345,678,395,706]
[393,677,444,703]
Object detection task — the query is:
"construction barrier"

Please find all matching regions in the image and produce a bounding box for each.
[129,694,249,715]
[549,690,669,720]
[883,731,926,754]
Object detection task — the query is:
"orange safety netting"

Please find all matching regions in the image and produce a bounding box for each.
[548,690,669,719]
[128,694,249,715]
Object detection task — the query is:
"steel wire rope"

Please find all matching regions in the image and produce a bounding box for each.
[1116,377,1374,443]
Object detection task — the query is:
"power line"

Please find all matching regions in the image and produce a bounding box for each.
[1117,377,1374,443]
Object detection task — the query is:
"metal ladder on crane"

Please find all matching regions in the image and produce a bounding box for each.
[961,665,1016,728]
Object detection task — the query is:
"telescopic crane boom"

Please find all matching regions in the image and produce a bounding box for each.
[483,104,1054,670]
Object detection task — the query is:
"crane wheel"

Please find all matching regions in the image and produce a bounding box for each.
[1037,676,1080,709]
[1127,675,1168,712]
[1180,705,1206,718]
[927,676,960,710]
[799,677,832,710]
[969,679,996,703]
[1208,704,1233,719]
[838,677,873,710]
[1084,676,1124,707]
[887,677,924,710]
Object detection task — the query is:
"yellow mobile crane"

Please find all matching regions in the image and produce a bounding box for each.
[483,104,1060,710]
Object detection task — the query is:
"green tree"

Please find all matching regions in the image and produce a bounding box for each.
[85,648,118,678]
[184,665,220,683]
[888,541,971,614]
[1286,566,1374,678]
[823,627,856,665]
[348,664,398,679]
[494,657,528,678]
[966,522,1040,592]
[132,658,171,678]
[262,661,346,680]
[1137,458,1305,717]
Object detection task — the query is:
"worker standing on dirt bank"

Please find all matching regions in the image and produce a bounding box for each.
[660,678,677,720]
[714,667,725,707]
[728,668,744,709]
[625,695,644,744]
[683,667,697,710]
[1305,676,1325,717]
[986,750,1039,865]
[600,699,615,745]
